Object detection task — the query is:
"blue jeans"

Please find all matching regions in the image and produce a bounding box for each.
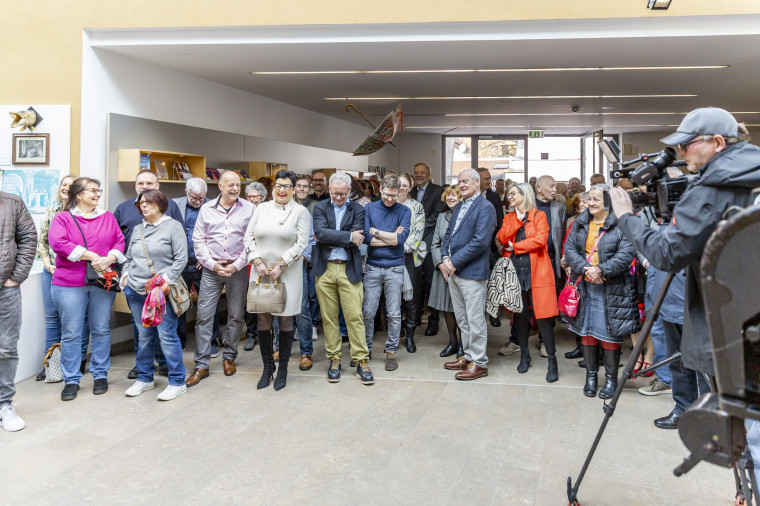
[650,318,672,386]
[362,264,404,353]
[662,320,711,415]
[52,285,116,384]
[42,269,90,360]
[0,286,22,405]
[306,263,320,325]
[124,287,186,385]
[746,419,760,488]
[297,264,313,356]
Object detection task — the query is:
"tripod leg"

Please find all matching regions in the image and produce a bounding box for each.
[568,272,676,505]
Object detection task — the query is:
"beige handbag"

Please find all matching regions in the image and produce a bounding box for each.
[247,274,287,314]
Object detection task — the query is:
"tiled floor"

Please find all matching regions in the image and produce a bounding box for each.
[3,321,735,505]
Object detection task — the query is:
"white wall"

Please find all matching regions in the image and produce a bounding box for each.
[396,133,442,181]
[1,105,71,383]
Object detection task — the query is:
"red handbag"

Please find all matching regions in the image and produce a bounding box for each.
[559,230,605,318]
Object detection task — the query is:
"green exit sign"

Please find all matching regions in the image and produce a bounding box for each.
[529,130,544,138]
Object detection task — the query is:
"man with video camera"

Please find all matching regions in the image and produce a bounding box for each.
[609,107,760,432]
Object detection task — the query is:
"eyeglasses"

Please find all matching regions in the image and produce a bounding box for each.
[381,192,399,199]
[295,184,310,190]
[247,194,262,200]
[274,183,293,190]
[330,192,348,198]
[677,136,710,152]
[139,201,156,207]
[86,188,103,194]
[187,194,204,201]
[507,191,520,198]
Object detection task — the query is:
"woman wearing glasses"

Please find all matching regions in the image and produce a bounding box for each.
[497,183,560,383]
[48,178,126,401]
[244,170,310,391]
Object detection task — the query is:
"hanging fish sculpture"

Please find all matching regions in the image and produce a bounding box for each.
[9,109,38,131]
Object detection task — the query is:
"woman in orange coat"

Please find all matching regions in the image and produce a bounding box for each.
[497,183,559,382]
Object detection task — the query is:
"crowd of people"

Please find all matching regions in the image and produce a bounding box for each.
[1,107,753,442]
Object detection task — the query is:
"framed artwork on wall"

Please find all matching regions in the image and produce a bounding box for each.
[12,133,50,165]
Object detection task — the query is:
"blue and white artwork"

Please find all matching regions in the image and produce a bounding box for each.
[0,168,60,214]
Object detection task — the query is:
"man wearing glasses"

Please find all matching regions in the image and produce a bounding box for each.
[114,169,184,380]
[361,173,411,372]
[610,107,760,432]
[172,178,221,352]
[309,171,329,201]
[187,171,255,386]
[312,173,372,384]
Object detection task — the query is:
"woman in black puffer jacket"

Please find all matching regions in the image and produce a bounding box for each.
[564,184,641,399]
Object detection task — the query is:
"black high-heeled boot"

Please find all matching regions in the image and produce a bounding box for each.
[257,330,275,390]
[582,344,599,397]
[598,347,621,400]
[517,346,531,373]
[274,330,294,391]
[406,323,417,353]
[546,355,558,383]
[439,332,458,357]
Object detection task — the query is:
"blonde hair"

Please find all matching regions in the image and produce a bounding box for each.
[441,185,461,202]
[508,182,537,211]
[399,173,414,187]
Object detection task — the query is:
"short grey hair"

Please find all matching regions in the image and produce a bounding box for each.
[589,183,611,193]
[246,182,268,199]
[458,168,480,182]
[186,177,207,194]
[329,172,352,187]
[381,173,400,190]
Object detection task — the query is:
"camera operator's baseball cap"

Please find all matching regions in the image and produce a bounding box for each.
[660,107,739,145]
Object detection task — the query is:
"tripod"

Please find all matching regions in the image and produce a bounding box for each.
[566,270,757,505]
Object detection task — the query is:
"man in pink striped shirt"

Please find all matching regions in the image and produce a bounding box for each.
[186,172,254,386]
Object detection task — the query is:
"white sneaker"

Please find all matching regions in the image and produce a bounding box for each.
[125,380,155,397]
[0,403,25,432]
[157,384,187,401]
[312,326,319,341]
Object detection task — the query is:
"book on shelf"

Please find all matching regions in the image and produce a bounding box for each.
[174,161,193,180]
[140,153,151,172]
[206,167,221,181]
[154,160,169,179]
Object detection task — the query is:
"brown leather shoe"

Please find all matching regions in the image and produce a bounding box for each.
[299,354,313,371]
[455,362,488,380]
[223,359,236,376]
[185,368,209,387]
[444,356,470,370]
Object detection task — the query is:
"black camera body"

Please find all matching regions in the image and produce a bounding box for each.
[606,146,694,219]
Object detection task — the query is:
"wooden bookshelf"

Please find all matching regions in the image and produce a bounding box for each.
[118,149,206,183]
[218,161,288,183]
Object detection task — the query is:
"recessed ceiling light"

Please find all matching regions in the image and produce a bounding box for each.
[405,124,684,129]
[251,65,726,75]
[325,94,697,101]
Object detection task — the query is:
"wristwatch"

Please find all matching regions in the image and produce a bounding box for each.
[373,230,380,238]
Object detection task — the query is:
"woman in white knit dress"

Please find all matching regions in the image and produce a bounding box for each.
[244,170,310,391]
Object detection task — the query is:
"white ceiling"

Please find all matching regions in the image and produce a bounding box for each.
[89,15,760,136]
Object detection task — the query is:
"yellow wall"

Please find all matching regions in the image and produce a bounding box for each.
[4,0,760,171]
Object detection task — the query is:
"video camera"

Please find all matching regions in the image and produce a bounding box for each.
[598,139,694,219]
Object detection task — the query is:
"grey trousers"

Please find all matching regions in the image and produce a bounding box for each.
[362,264,404,353]
[194,268,248,369]
[0,285,22,406]
[449,275,488,367]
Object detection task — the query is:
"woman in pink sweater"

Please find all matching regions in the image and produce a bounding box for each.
[48,177,125,401]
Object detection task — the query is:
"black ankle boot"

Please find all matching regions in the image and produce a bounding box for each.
[517,346,531,373]
[439,339,457,357]
[257,330,275,390]
[546,355,558,383]
[599,348,621,399]
[274,330,294,391]
[406,324,417,353]
[582,344,599,397]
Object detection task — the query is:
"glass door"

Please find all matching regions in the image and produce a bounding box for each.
[474,135,528,183]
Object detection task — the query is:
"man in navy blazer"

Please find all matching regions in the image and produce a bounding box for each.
[312,173,373,385]
[440,168,496,380]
